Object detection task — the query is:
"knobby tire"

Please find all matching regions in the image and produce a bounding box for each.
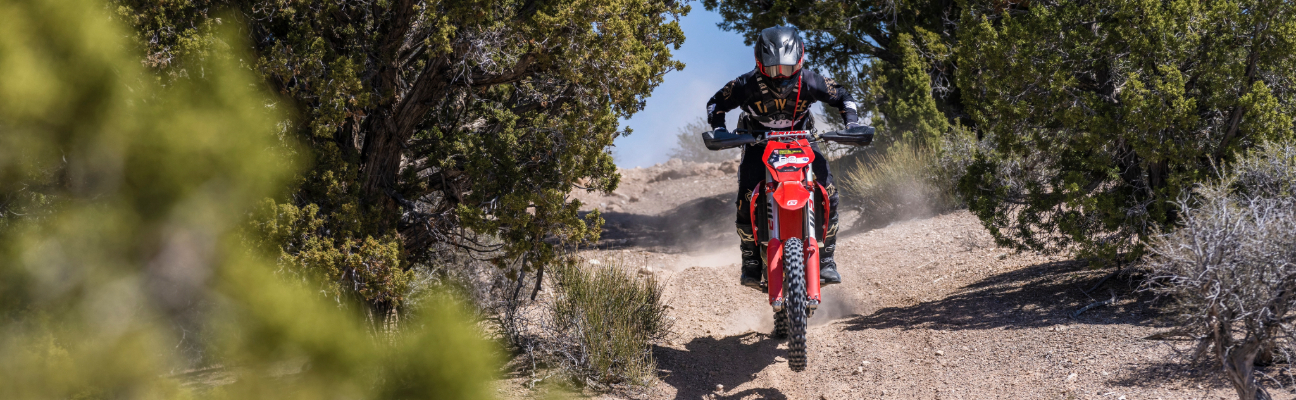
[783,238,808,372]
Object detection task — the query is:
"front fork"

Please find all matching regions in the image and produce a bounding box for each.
[767,178,823,314]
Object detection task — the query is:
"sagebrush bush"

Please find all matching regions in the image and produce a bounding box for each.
[513,260,668,388]
[1146,141,1296,400]
[839,130,974,227]
[668,117,740,163]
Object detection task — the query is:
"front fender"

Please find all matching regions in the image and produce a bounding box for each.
[771,181,812,211]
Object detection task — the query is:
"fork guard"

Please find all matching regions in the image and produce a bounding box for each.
[766,237,784,307]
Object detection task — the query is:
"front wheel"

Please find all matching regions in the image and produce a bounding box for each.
[783,238,808,372]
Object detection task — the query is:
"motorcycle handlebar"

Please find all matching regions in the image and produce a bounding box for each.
[701,126,875,151]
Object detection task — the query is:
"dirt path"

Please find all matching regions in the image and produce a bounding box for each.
[521,159,1267,399]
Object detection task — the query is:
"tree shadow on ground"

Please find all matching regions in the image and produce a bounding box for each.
[844,260,1164,332]
[1106,359,1236,392]
[654,332,788,400]
[584,192,737,252]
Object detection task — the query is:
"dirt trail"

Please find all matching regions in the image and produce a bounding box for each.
[532,159,1263,399]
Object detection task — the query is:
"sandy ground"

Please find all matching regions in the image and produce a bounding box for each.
[500,159,1291,400]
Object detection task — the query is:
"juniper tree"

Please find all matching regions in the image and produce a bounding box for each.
[113,0,687,313]
[956,0,1296,261]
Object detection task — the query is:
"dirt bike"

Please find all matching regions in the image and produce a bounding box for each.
[702,125,874,372]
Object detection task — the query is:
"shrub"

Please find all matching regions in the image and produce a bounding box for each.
[838,129,975,227]
[509,259,668,389]
[668,117,740,163]
[1146,141,1296,400]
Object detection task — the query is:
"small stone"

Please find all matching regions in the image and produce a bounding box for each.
[861,360,870,365]
[935,350,944,356]
[855,366,864,374]
[1117,396,1126,400]
[588,259,600,265]
[961,346,970,351]
[1065,373,1077,382]
[715,384,724,392]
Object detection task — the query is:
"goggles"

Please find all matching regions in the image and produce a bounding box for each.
[762,62,803,78]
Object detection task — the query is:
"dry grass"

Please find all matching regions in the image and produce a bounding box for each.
[500,259,669,390]
[839,133,972,227]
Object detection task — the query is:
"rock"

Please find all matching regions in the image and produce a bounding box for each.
[639,266,653,275]
[962,346,970,351]
[715,384,724,392]
[589,259,601,265]
[935,350,944,356]
[1065,372,1077,382]
[855,366,864,374]
[861,360,870,365]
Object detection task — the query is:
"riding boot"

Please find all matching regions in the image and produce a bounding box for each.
[819,208,842,285]
[737,225,763,290]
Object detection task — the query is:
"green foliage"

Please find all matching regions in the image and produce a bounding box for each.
[956,0,1296,261]
[114,0,689,313]
[542,261,667,387]
[668,117,739,163]
[839,128,974,227]
[703,0,964,144]
[0,0,495,398]
[871,33,950,148]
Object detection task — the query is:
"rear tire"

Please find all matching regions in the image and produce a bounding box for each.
[783,238,808,372]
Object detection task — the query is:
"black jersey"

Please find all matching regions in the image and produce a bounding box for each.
[706,68,859,131]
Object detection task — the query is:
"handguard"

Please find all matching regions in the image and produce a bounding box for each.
[703,129,758,150]
[820,125,875,146]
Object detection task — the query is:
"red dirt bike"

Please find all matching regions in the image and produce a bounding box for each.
[702,125,874,371]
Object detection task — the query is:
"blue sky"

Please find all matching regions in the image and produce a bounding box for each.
[613,8,752,168]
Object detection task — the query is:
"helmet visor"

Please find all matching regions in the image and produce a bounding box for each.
[762,61,803,78]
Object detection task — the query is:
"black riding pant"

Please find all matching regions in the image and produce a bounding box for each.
[735,143,839,245]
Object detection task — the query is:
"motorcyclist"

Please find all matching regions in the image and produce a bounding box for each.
[705,26,860,289]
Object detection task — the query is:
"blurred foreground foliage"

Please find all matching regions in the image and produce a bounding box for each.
[0,0,495,398]
[112,0,688,316]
